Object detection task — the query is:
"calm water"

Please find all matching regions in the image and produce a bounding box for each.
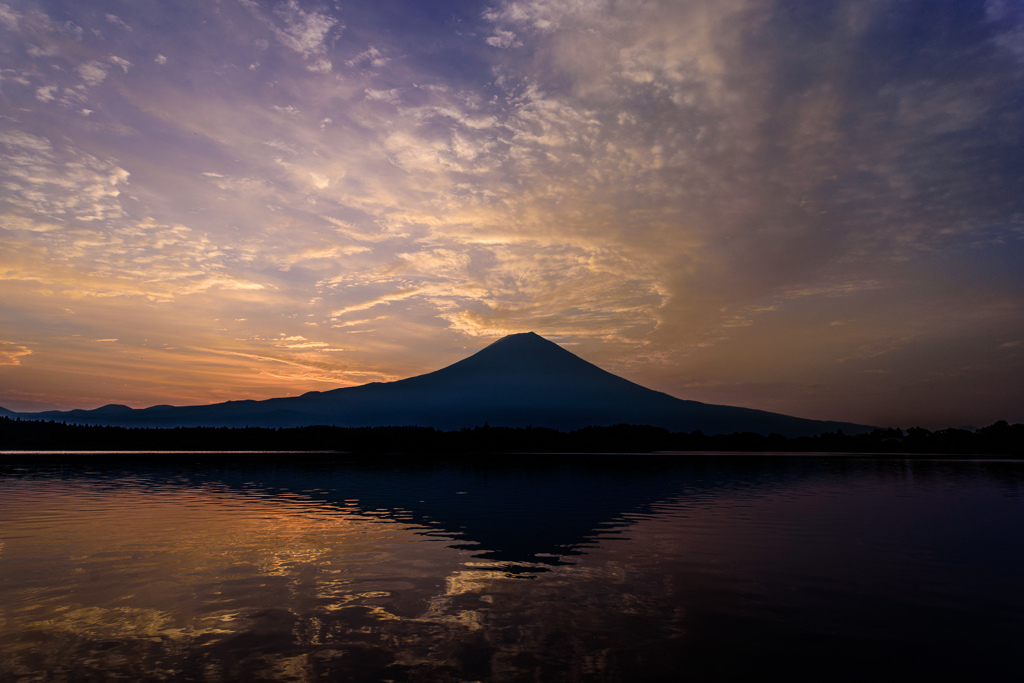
[1,454,1022,682]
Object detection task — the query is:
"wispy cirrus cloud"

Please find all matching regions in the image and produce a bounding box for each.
[0,341,32,366]
[239,0,340,73]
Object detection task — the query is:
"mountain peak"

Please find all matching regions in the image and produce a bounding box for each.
[94,404,133,413]
[484,331,553,351]
[448,331,585,371]
[4,331,874,436]
[490,331,544,342]
[409,331,627,394]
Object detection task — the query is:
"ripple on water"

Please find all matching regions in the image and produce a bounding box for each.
[1,458,1023,681]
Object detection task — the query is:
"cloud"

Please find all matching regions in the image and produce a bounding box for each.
[0,342,32,366]
[77,62,108,86]
[279,244,371,267]
[109,55,131,73]
[306,57,332,74]
[0,130,130,222]
[0,4,19,30]
[272,1,338,56]
[0,130,267,303]
[104,14,132,31]
[487,30,521,49]
[271,333,339,350]
[987,0,1024,60]
[396,249,470,279]
[346,46,387,68]
[330,288,425,317]
[241,0,340,72]
[1,0,1022,426]
[189,345,395,386]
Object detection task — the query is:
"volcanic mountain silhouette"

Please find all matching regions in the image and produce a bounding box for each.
[5,332,870,436]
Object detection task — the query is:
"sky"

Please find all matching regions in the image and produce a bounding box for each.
[1,0,1022,429]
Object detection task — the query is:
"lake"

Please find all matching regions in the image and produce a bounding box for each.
[1,454,1022,681]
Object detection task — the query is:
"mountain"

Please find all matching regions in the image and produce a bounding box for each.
[1,332,872,436]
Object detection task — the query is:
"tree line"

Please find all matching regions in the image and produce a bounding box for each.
[1,416,1021,456]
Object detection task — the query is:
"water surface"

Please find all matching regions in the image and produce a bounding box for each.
[1,455,1022,681]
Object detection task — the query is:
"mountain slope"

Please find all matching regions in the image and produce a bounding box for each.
[2,332,872,436]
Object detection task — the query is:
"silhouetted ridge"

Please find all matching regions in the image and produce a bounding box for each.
[3,332,873,437]
[396,332,645,392]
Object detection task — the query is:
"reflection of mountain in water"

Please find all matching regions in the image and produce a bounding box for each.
[116,456,1024,572]
[147,457,813,570]
[6,457,1024,682]
[238,464,693,569]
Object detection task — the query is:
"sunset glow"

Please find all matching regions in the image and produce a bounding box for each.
[2,0,1023,428]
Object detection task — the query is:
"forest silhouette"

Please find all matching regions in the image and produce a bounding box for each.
[2,417,1021,457]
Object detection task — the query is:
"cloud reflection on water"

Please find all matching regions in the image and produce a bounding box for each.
[1,458,1023,680]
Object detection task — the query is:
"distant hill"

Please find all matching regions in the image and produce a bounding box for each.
[1,332,872,437]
